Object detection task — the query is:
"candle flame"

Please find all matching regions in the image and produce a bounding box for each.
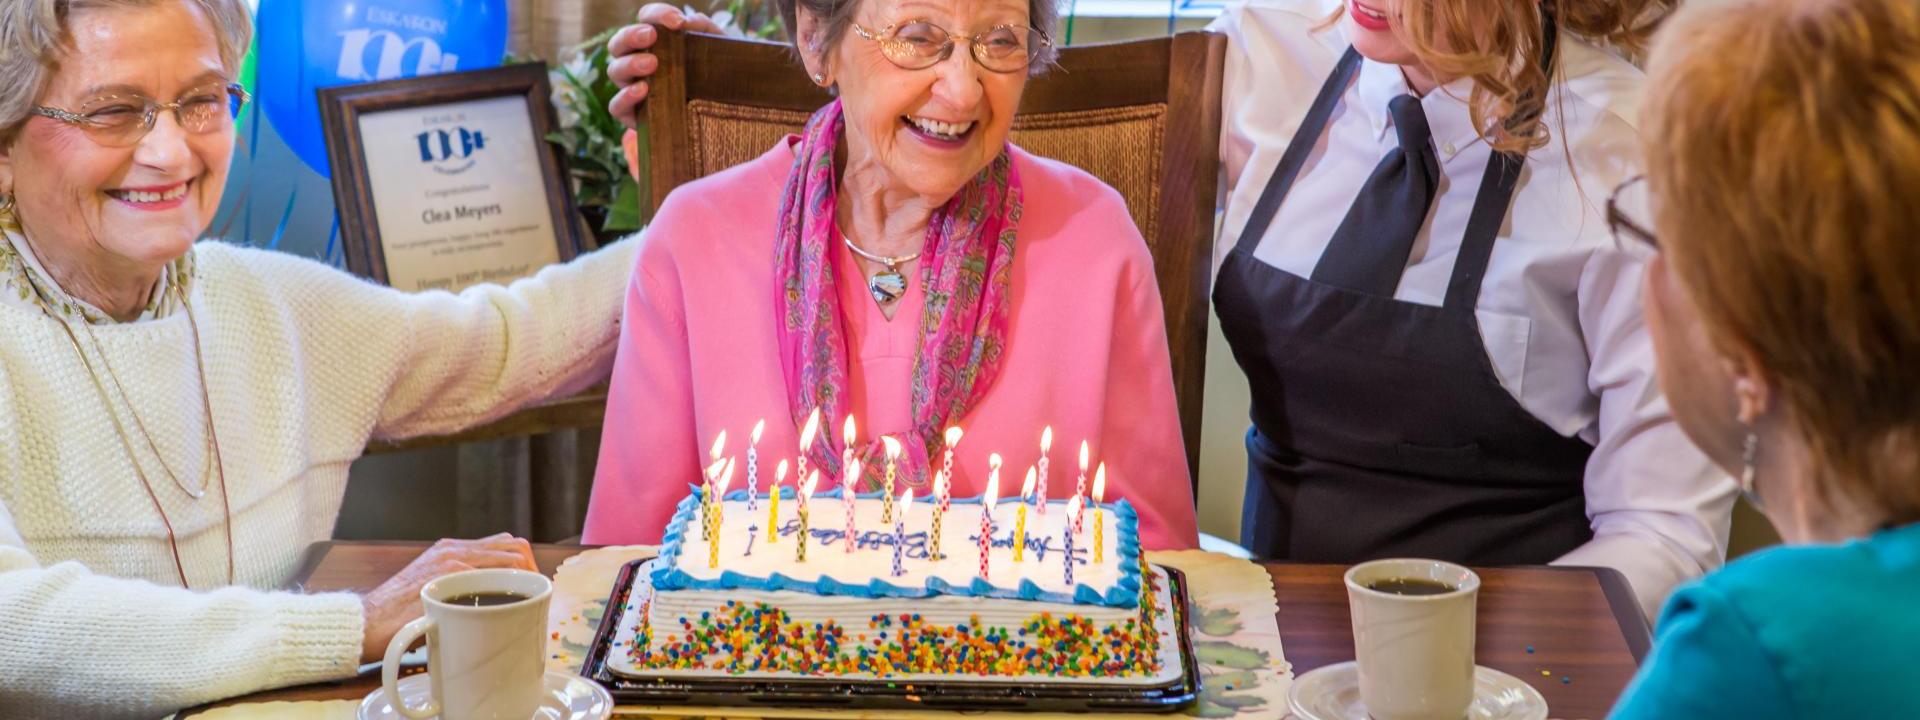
[1079,440,1090,470]
[899,488,915,517]
[800,408,822,448]
[842,415,857,446]
[704,457,726,480]
[1093,463,1107,502]
[716,457,736,494]
[984,473,999,511]
[944,426,963,446]
[708,430,728,460]
[844,459,863,489]
[989,452,1003,470]
[882,435,902,459]
[1041,426,1053,453]
[775,459,789,485]
[1069,495,1084,522]
[933,470,948,496]
[801,470,820,501]
[1021,466,1037,499]
[751,419,765,444]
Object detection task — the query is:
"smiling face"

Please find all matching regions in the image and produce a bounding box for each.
[1343,0,1422,67]
[0,0,233,272]
[810,0,1031,204]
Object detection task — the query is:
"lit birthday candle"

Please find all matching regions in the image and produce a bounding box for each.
[767,460,788,545]
[1036,427,1053,516]
[892,488,914,577]
[840,415,858,498]
[1064,495,1082,586]
[797,408,822,494]
[709,458,735,569]
[978,466,999,579]
[1014,467,1035,562]
[700,457,725,541]
[880,436,902,523]
[797,470,819,562]
[1074,441,1090,535]
[1093,463,1107,563]
[747,420,765,512]
[842,457,862,553]
[987,453,1003,533]
[929,470,949,560]
[941,427,962,490]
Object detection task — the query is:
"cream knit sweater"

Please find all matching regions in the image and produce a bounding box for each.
[0,238,636,718]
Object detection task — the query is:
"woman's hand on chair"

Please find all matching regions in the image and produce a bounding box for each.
[358,533,539,664]
[607,4,727,130]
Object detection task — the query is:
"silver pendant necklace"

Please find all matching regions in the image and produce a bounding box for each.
[840,228,921,307]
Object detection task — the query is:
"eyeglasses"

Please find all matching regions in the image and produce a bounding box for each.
[1607,174,1659,256]
[851,21,1053,74]
[31,82,250,148]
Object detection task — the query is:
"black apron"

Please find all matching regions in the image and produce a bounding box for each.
[1213,45,1594,565]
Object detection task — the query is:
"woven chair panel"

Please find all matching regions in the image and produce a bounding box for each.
[683,100,1168,245]
[687,100,815,177]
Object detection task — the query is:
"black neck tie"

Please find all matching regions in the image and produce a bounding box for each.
[1311,94,1441,296]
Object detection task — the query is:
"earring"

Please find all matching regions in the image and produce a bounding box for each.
[811,72,827,85]
[1738,429,1765,509]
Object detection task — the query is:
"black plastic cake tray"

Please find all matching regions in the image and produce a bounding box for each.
[580,558,1201,713]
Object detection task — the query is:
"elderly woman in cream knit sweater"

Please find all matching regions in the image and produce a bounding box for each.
[0,0,636,716]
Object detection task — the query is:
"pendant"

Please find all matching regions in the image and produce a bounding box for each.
[868,267,907,306]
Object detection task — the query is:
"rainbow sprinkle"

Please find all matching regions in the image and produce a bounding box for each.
[631,601,1163,678]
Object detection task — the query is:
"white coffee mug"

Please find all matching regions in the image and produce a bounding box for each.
[382,568,552,720]
[1345,558,1481,720]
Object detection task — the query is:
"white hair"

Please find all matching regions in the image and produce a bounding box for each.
[0,0,253,143]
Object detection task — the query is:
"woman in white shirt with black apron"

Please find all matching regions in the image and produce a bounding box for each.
[1210,0,1736,617]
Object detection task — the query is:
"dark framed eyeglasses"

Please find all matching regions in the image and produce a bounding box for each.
[31,82,250,148]
[851,20,1053,74]
[1607,174,1659,253]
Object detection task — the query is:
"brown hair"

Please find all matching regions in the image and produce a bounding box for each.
[0,0,253,144]
[1341,0,1674,154]
[773,0,1060,75]
[1644,0,1920,527]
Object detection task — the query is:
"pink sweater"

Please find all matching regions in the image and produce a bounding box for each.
[583,139,1198,549]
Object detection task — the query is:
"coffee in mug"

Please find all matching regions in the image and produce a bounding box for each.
[381,568,552,720]
[1345,559,1481,720]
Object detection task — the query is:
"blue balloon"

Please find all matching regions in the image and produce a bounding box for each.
[256,0,507,178]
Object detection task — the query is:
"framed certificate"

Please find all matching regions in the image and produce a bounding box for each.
[319,64,587,293]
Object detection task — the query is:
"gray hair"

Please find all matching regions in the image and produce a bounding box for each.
[0,0,253,144]
[775,0,1061,75]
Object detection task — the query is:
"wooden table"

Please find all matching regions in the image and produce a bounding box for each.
[186,542,1650,718]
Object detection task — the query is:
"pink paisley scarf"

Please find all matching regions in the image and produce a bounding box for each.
[774,100,1022,489]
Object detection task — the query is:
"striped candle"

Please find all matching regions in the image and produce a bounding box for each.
[978,471,998,580]
[843,458,862,553]
[929,470,949,560]
[1036,427,1052,516]
[891,489,914,577]
[1093,464,1107,563]
[767,460,788,545]
[1064,496,1082,586]
[746,420,764,512]
[797,470,818,562]
[1074,441,1090,535]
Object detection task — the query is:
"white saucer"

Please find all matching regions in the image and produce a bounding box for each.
[359,670,614,720]
[1287,661,1547,720]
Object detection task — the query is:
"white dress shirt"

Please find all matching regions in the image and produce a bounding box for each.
[1209,0,1738,618]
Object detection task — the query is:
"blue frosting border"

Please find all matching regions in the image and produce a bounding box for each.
[651,485,1144,608]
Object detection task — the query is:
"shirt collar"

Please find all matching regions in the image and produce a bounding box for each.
[1354,57,1488,164]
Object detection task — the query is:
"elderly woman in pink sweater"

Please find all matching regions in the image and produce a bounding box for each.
[582,0,1197,549]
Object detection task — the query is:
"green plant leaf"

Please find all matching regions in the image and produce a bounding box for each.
[1195,641,1270,670]
[605,178,643,232]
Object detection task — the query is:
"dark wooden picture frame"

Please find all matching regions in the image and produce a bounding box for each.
[318,63,587,287]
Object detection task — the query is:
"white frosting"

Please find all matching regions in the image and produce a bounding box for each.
[671,495,1125,601]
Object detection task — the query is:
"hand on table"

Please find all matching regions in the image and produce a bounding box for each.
[358,533,538,664]
[606,3,728,130]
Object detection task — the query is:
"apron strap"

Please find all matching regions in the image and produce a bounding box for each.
[1440,14,1559,312]
[1232,47,1364,255]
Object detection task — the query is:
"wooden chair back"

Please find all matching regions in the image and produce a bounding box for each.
[644,29,1226,488]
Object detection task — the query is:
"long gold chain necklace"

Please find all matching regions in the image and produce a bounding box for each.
[45,294,234,589]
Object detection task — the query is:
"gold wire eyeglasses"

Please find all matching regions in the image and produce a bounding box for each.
[32,82,250,148]
[851,20,1053,74]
